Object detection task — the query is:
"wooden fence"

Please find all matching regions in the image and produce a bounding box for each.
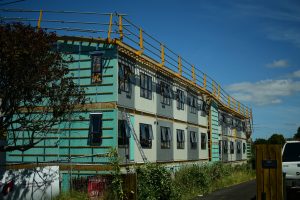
[256,144,283,200]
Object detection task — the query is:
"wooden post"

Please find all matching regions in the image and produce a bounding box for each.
[255,144,283,200]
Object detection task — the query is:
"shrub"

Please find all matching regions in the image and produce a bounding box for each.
[136,164,180,200]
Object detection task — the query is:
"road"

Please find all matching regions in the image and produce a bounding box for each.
[195,179,300,200]
[196,180,256,200]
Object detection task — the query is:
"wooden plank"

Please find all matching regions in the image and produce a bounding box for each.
[263,145,270,200]
[269,145,277,200]
[256,145,263,200]
[276,145,283,200]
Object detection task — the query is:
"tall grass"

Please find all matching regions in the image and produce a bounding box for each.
[54,162,255,200]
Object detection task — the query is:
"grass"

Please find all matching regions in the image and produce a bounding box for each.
[53,190,89,200]
[209,170,256,192]
[53,163,256,200]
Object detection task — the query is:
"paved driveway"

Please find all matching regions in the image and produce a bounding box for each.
[196,180,256,200]
[195,179,300,200]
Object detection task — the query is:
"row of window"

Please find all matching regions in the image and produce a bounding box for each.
[118,120,207,150]
[219,113,246,131]
[118,63,206,114]
[221,140,246,154]
[88,114,246,154]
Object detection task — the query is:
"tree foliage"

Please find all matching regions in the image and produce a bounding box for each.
[293,127,300,140]
[0,23,86,152]
[268,133,285,145]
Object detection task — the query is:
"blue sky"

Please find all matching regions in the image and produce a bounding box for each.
[1,0,300,139]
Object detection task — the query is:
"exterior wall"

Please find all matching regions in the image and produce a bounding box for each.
[6,40,119,164]
[156,74,174,118]
[134,63,157,114]
[118,55,136,109]
[157,120,174,162]
[211,102,220,161]
[131,114,157,163]
[199,127,209,160]
[5,39,251,171]
[173,83,187,122]
[187,126,199,160]
[187,91,198,125]
[173,123,188,161]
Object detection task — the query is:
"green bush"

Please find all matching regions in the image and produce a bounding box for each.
[136,164,180,200]
[173,162,255,199]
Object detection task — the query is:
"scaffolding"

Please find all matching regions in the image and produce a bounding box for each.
[0,8,253,132]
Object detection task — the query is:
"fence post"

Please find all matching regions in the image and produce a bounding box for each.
[178,56,182,76]
[107,14,113,41]
[160,44,165,67]
[118,15,123,41]
[192,65,196,84]
[203,74,207,89]
[37,9,43,29]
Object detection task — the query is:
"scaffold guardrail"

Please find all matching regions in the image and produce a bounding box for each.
[0,8,253,125]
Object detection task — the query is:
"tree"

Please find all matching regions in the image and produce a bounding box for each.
[0,23,86,152]
[293,127,300,140]
[253,138,267,145]
[268,133,285,145]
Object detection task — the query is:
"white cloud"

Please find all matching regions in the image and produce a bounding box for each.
[293,70,300,78]
[266,59,290,68]
[266,27,300,48]
[226,79,300,106]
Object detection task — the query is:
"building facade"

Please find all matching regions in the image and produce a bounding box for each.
[3,12,253,192]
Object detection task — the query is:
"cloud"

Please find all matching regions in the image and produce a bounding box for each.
[226,79,300,106]
[266,27,300,48]
[293,70,300,78]
[266,59,290,68]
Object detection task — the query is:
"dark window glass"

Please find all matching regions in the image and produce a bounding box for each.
[223,140,228,154]
[230,141,234,154]
[190,131,197,149]
[118,120,130,146]
[176,129,185,149]
[119,63,134,96]
[91,54,103,83]
[201,133,207,150]
[140,73,152,100]
[176,89,184,110]
[160,82,172,106]
[237,141,241,154]
[283,143,300,162]
[140,123,153,148]
[188,96,197,114]
[243,143,246,154]
[89,114,102,145]
[161,127,171,149]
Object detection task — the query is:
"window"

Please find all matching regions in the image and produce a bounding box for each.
[223,140,228,154]
[188,96,197,114]
[159,82,172,106]
[161,127,171,149]
[198,100,206,116]
[230,141,234,154]
[243,143,246,154]
[119,63,134,95]
[140,123,154,148]
[176,89,184,110]
[176,129,185,149]
[118,120,131,146]
[140,73,152,100]
[283,142,300,162]
[201,133,207,150]
[190,131,198,149]
[237,141,241,154]
[91,52,103,83]
[89,113,103,145]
